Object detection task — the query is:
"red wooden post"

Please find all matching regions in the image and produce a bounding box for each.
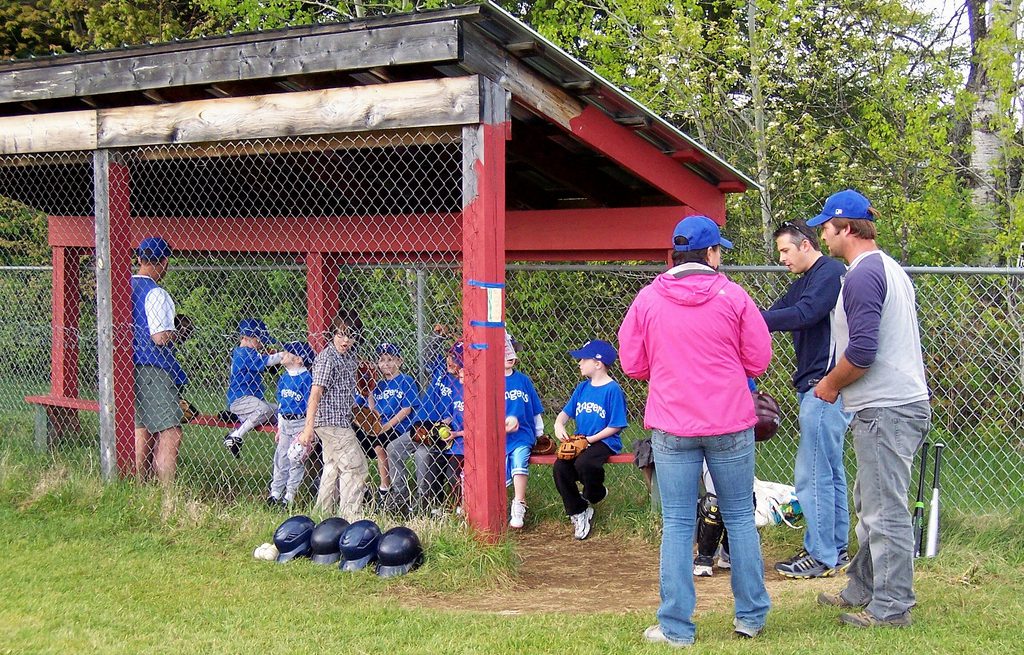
[109,162,136,476]
[306,252,340,352]
[461,77,510,542]
[49,245,82,435]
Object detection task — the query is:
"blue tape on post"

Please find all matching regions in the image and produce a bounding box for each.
[467,279,506,289]
[469,343,488,350]
[470,320,505,328]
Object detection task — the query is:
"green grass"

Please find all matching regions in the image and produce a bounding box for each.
[2,430,1023,654]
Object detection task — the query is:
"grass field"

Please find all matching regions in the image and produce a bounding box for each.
[2,427,1023,655]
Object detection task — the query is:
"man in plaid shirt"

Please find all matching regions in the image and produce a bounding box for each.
[299,310,366,519]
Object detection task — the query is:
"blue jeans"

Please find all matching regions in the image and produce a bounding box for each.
[795,391,852,567]
[652,429,770,644]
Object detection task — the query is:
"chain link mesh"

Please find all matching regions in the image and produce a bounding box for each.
[1,140,1022,521]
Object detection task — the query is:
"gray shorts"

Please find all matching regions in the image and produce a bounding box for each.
[134,365,183,433]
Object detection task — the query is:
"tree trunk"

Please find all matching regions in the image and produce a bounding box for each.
[966,0,1002,212]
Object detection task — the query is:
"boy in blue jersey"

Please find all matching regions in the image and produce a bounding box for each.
[413,339,464,512]
[366,342,420,514]
[504,334,544,529]
[223,318,284,458]
[268,341,316,509]
[553,339,628,540]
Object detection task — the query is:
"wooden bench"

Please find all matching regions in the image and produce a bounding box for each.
[528,453,635,465]
[24,394,275,450]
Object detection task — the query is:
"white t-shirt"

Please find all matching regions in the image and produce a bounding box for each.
[133,274,176,335]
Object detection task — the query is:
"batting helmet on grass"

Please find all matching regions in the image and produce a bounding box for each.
[273,515,315,563]
[310,517,350,565]
[376,527,425,578]
[339,520,382,571]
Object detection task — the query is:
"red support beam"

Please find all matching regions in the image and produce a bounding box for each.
[305,252,340,353]
[461,78,509,542]
[109,162,136,477]
[567,105,726,222]
[50,246,81,399]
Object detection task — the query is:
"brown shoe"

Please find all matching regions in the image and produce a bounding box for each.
[817,592,866,609]
[839,611,911,628]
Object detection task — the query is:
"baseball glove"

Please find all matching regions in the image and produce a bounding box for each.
[753,391,782,442]
[556,435,590,461]
[173,314,195,341]
[412,422,434,445]
[178,398,200,423]
[352,406,383,436]
[356,362,378,399]
[531,435,557,456]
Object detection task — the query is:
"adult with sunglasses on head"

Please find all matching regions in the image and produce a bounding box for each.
[761,218,853,580]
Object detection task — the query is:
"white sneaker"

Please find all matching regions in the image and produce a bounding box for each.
[693,555,714,577]
[570,506,594,540]
[717,547,732,570]
[510,498,527,528]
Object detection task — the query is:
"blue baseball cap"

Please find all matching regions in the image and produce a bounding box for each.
[569,339,617,365]
[238,318,277,344]
[137,236,172,262]
[376,342,401,358]
[282,341,316,367]
[672,216,733,251]
[448,340,464,368]
[806,189,874,227]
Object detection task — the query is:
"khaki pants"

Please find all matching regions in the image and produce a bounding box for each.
[314,425,367,520]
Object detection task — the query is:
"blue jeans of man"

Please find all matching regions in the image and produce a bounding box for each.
[795,391,852,567]
[652,428,770,644]
[842,401,930,620]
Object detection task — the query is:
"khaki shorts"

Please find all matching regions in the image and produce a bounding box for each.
[134,365,183,433]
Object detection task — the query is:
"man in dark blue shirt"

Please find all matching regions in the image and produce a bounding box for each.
[761,219,852,579]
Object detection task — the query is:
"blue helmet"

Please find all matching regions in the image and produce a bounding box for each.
[309,517,350,565]
[338,519,382,571]
[375,526,425,578]
[273,515,315,563]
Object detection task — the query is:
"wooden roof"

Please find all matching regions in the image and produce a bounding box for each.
[0,2,754,213]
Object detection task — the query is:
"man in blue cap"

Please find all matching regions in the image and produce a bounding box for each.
[131,236,186,484]
[808,190,930,628]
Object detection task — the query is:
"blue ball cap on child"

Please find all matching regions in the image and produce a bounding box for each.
[238,318,277,344]
[137,236,172,262]
[282,341,316,367]
[376,342,401,358]
[806,189,874,227]
[569,339,618,365]
[672,216,733,251]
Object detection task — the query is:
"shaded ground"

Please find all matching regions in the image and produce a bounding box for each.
[402,521,837,615]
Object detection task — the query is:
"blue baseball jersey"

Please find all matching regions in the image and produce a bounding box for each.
[505,370,544,452]
[562,379,628,454]
[447,376,465,456]
[276,368,312,416]
[372,373,420,435]
[226,346,275,406]
[416,367,455,423]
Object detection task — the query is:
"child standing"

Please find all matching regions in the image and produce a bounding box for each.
[298,310,367,519]
[267,341,316,509]
[368,342,420,514]
[503,335,544,529]
[553,339,628,539]
[224,318,283,458]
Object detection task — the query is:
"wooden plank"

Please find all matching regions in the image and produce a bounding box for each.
[0,22,462,103]
[25,395,100,411]
[530,454,634,465]
[0,111,97,154]
[96,77,480,148]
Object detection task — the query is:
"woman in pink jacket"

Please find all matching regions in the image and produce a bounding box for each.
[618,215,772,647]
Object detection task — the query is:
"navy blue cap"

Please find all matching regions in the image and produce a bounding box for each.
[238,318,277,344]
[807,189,874,227]
[569,339,617,365]
[673,216,733,251]
[282,341,316,367]
[137,236,172,262]
[376,342,401,358]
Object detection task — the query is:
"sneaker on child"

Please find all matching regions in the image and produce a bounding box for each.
[570,506,594,540]
[693,554,714,577]
[223,433,242,459]
[510,498,527,529]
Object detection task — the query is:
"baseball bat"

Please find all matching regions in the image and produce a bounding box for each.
[924,442,945,558]
[912,441,930,558]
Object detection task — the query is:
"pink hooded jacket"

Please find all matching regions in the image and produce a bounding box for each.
[617,265,772,437]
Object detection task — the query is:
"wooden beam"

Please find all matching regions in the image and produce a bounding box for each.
[0,111,97,154]
[0,21,462,104]
[507,206,686,255]
[97,76,481,149]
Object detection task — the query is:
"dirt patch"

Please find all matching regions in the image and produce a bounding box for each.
[401,521,836,615]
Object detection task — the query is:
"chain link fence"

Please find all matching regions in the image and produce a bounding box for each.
[1,139,1023,522]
